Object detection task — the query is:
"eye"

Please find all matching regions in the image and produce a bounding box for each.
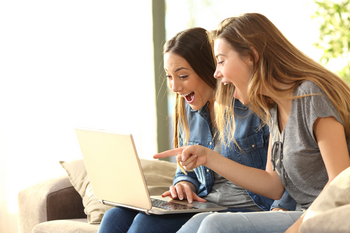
[218,61,224,65]
[166,74,172,79]
[179,75,188,79]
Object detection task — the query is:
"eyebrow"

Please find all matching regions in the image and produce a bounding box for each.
[164,67,189,73]
[175,67,189,72]
[215,53,225,58]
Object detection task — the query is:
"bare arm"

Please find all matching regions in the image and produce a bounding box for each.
[285,116,350,232]
[154,134,285,200]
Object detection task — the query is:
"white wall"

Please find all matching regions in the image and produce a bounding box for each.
[0,1,155,232]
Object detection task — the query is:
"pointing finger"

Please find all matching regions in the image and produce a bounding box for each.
[153,147,187,159]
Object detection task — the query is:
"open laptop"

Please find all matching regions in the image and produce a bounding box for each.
[75,127,227,215]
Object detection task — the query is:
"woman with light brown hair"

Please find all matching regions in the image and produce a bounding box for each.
[98,26,295,233]
[154,13,350,232]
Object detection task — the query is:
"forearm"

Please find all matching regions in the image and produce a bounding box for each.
[206,150,284,200]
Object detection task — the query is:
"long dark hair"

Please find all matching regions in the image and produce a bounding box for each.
[164,27,216,147]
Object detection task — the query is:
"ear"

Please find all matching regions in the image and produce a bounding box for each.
[250,46,259,63]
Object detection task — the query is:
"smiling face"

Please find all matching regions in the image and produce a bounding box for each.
[214,38,254,104]
[164,52,215,111]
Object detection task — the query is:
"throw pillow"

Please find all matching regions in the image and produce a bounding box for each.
[299,167,350,233]
[59,158,176,224]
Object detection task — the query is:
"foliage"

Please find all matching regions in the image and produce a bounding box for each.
[312,0,350,81]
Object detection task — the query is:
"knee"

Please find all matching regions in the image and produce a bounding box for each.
[178,212,213,233]
[198,213,230,233]
[201,213,222,228]
[101,207,136,224]
[99,208,138,233]
[101,207,118,222]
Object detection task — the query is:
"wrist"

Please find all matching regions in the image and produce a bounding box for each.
[178,181,196,193]
[205,149,218,168]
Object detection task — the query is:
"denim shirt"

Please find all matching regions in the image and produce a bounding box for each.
[173,99,296,211]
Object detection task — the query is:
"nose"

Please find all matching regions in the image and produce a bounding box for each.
[214,67,222,79]
[169,78,182,93]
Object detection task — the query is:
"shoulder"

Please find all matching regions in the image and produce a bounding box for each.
[296,81,323,96]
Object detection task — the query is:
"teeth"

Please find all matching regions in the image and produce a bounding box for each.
[179,92,192,97]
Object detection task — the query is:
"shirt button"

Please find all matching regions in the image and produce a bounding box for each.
[206,169,210,172]
[209,142,213,145]
[252,144,255,148]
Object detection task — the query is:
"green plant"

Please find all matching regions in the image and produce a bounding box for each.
[312,0,350,81]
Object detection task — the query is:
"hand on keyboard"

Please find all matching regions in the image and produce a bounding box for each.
[161,181,207,204]
[151,198,198,210]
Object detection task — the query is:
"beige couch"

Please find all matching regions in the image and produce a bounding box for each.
[18,159,177,233]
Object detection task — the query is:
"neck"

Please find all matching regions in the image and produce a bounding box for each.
[235,88,250,105]
[271,90,294,132]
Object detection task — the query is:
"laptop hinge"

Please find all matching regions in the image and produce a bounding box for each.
[102,200,151,215]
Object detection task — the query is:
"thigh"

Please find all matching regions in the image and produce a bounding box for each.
[197,211,304,233]
[177,212,214,233]
[98,207,138,233]
[177,208,255,233]
[127,212,196,233]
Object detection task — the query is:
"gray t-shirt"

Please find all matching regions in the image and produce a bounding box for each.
[269,81,350,210]
[205,129,261,210]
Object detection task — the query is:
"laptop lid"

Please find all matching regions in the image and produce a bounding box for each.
[75,127,152,211]
[75,127,228,215]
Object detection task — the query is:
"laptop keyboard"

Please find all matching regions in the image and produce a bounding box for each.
[151,198,198,210]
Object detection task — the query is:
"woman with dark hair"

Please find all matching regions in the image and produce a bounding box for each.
[98,27,294,233]
[154,13,350,233]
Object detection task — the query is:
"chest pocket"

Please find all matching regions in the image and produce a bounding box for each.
[233,131,268,169]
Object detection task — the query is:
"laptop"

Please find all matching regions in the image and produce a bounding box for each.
[74,127,227,215]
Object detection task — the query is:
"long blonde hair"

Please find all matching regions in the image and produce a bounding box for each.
[215,13,350,141]
[164,27,217,148]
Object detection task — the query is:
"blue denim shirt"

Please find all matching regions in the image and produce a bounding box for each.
[173,99,296,211]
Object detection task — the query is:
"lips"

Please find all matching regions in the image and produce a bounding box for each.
[180,92,195,103]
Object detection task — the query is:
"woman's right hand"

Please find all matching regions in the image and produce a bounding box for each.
[154,145,215,171]
[161,181,207,204]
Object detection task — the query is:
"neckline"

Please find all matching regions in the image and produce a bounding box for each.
[279,85,299,135]
[275,94,295,137]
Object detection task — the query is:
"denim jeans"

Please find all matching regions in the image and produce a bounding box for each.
[97,207,255,233]
[178,211,304,233]
[97,207,196,233]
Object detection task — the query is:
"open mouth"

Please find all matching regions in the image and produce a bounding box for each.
[180,92,195,103]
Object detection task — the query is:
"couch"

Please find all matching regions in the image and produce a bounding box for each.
[18,158,177,233]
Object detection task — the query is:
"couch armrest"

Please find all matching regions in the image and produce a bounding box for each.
[18,175,86,233]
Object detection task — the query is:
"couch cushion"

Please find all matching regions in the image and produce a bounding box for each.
[32,219,99,233]
[59,158,176,224]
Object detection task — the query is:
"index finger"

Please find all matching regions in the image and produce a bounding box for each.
[153,147,186,159]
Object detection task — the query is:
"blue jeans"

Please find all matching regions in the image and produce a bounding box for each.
[178,211,304,233]
[97,207,196,233]
[97,207,255,233]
